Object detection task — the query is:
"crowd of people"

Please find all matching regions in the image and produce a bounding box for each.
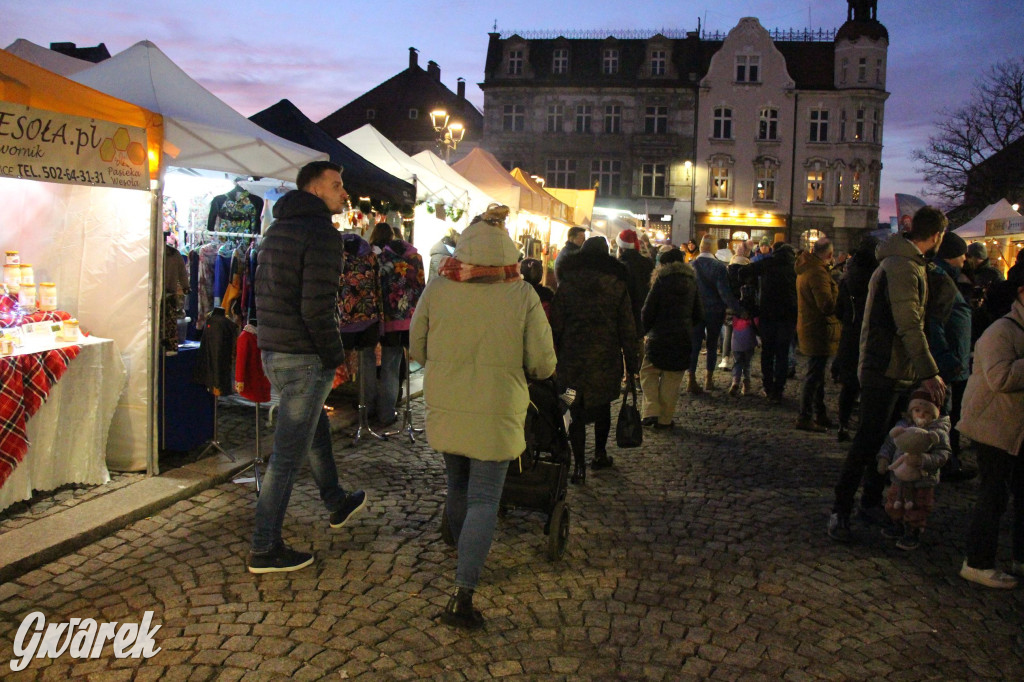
[247,161,1024,630]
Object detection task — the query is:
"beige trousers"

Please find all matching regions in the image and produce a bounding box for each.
[639,356,684,424]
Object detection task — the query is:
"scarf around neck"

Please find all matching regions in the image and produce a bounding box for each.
[438,256,522,283]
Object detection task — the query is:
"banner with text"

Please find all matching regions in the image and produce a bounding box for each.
[0,103,149,191]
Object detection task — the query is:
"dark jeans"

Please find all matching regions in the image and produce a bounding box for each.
[799,355,830,419]
[759,317,796,396]
[568,399,611,464]
[838,376,860,428]
[966,442,1024,569]
[833,385,907,516]
[690,307,726,374]
[947,379,967,461]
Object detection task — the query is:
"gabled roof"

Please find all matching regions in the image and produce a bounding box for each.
[319,65,481,141]
[249,99,415,204]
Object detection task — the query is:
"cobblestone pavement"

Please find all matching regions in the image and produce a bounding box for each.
[2,360,1023,680]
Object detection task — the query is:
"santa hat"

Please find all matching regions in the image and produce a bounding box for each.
[617,229,639,251]
[908,388,940,422]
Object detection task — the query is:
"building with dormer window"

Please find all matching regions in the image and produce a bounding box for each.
[480,0,888,248]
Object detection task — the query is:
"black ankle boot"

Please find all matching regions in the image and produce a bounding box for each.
[439,588,484,629]
[570,461,586,484]
[591,451,614,470]
[837,425,850,442]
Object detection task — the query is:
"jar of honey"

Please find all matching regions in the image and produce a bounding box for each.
[39,282,57,311]
[18,283,36,310]
[5,250,20,265]
[3,263,21,289]
[19,264,34,286]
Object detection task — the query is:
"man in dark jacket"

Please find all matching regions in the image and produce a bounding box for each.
[690,235,743,393]
[249,161,366,573]
[928,232,977,482]
[553,226,586,285]
[740,242,798,402]
[828,206,947,543]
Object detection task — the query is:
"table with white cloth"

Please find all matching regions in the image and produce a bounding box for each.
[0,335,126,513]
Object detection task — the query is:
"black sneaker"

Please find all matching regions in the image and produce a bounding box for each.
[330,490,367,529]
[827,512,852,543]
[247,545,314,574]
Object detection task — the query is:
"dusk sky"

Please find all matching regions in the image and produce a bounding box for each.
[3,0,1021,220]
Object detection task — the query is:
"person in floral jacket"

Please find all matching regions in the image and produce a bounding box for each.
[374,225,425,426]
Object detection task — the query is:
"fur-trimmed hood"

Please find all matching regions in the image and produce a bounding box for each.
[650,260,695,286]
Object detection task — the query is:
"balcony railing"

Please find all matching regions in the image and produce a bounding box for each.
[497,27,837,42]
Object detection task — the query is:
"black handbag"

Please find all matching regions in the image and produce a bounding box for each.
[615,375,643,448]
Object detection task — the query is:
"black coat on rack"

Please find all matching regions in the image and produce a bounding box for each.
[193,307,239,395]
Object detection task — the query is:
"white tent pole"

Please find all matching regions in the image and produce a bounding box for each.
[147,171,165,477]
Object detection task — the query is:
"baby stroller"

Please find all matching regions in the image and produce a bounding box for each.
[441,377,572,560]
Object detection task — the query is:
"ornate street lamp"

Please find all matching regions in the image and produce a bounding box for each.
[430,109,465,162]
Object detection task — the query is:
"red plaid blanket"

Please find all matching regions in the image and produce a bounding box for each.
[0,344,81,492]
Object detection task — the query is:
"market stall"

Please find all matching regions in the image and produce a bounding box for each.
[0,49,164,510]
[339,124,471,254]
[955,199,1023,276]
[69,40,326,473]
[411,150,500,250]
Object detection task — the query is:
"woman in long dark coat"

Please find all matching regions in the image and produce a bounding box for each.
[550,236,638,483]
[639,248,703,428]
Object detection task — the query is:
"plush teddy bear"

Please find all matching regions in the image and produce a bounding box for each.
[877,425,939,509]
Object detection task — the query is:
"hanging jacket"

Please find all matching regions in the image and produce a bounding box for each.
[378,239,425,333]
[193,307,238,395]
[254,189,345,368]
[234,324,271,403]
[339,232,382,334]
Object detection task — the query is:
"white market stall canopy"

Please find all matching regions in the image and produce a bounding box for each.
[954,199,1021,238]
[411,150,499,222]
[4,39,94,77]
[452,147,545,214]
[339,124,465,208]
[71,41,325,179]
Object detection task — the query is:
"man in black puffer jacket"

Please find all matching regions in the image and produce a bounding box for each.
[249,161,366,574]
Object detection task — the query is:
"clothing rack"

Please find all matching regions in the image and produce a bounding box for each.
[182,229,260,239]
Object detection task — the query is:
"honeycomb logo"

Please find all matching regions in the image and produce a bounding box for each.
[99,127,146,166]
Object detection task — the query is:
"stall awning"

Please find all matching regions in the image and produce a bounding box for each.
[250,99,414,204]
[545,187,596,227]
[71,41,325,180]
[954,199,1021,238]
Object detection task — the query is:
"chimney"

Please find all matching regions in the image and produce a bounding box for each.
[427,60,441,81]
[457,77,466,100]
[409,47,419,69]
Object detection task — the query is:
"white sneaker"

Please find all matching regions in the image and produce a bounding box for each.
[717,358,729,370]
[959,560,1018,589]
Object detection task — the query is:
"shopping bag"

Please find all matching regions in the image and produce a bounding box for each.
[615,376,643,448]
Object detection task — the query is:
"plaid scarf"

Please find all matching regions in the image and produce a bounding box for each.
[437,256,522,284]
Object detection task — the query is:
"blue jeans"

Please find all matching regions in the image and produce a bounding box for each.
[731,349,752,382]
[251,352,347,554]
[360,343,403,424]
[690,307,726,374]
[443,454,509,590]
[799,355,830,419]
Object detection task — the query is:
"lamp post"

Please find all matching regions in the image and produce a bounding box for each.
[430,109,465,162]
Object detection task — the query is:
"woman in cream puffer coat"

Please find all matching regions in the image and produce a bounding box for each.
[410,207,556,628]
[958,280,1024,589]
